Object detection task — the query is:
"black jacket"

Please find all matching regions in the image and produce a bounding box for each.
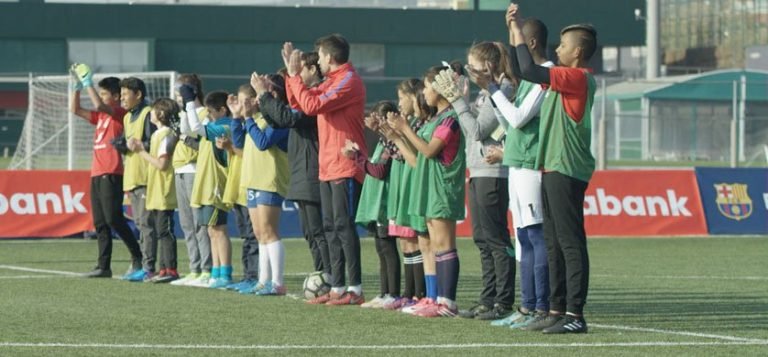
[259,93,320,203]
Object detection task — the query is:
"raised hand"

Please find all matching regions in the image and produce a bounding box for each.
[215,136,232,151]
[227,94,243,118]
[386,111,408,133]
[281,42,295,69]
[250,72,269,96]
[179,84,198,105]
[287,49,303,77]
[70,63,94,87]
[432,68,462,103]
[364,113,380,131]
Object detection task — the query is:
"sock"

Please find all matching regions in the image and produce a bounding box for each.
[382,237,401,297]
[211,266,220,279]
[402,252,415,299]
[374,235,388,296]
[220,265,233,281]
[347,284,362,296]
[412,251,426,299]
[425,274,437,301]
[266,240,285,286]
[436,249,460,302]
[258,243,271,285]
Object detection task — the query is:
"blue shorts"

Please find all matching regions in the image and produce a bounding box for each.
[246,189,284,208]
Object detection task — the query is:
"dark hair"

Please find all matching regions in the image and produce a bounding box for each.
[449,60,465,76]
[396,78,435,118]
[204,91,231,117]
[97,77,120,96]
[314,34,350,64]
[301,51,323,78]
[371,100,398,118]
[266,73,288,105]
[119,77,147,100]
[522,18,549,56]
[151,97,180,128]
[423,65,449,85]
[561,23,597,61]
[177,73,204,103]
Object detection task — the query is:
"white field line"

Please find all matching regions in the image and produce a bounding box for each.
[592,273,768,281]
[0,341,767,350]
[592,324,768,343]
[0,265,80,276]
[0,275,71,279]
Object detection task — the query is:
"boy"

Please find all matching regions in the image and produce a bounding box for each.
[508,4,597,334]
[282,34,368,305]
[115,77,158,282]
[69,63,142,278]
[182,91,233,289]
[128,98,180,283]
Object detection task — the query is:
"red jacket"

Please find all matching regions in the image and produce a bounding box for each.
[287,62,367,183]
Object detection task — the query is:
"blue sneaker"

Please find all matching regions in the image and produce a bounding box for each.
[226,279,256,292]
[124,269,149,282]
[236,279,258,293]
[208,278,232,289]
[491,309,527,327]
[239,281,264,295]
[254,281,286,296]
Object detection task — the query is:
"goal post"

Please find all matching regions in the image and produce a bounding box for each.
[8,71,176,171]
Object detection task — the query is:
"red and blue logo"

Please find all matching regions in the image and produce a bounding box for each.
[714,183,752,221]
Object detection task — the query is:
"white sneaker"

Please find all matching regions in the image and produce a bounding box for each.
[170,272,200,286]
[187,272,211,288]
[378,295,397,309]
[361,295,387,308]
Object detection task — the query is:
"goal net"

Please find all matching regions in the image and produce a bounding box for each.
[9,71,176,170]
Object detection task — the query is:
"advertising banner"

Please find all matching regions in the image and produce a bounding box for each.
[695,167,768,234]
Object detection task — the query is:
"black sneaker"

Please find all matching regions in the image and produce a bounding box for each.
[542,315,588,334]
[475,303,515,321]
[457,304,492,319]
[83,268,112,278]
[520,313,562,331]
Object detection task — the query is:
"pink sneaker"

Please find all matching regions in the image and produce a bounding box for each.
[415,303,458,318]
[402,298,435,315]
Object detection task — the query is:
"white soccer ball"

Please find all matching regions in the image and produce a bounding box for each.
[302,271,331,299]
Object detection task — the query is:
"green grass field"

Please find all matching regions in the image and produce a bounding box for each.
[0,237,766,356]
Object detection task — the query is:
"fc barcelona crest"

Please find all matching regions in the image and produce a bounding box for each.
[714,183,752,221]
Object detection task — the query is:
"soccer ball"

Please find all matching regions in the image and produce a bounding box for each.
[302,271,331,299]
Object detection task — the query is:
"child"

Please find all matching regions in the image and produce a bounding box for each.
[128,98,180,283]
[259,52,330,280]
[347,101,401,309]
[220,85,260,294]
[283,34,367,305]
[69,64,142,278]
[237,73,290,296]
[433,43,517,321]
[182,91,233,289]
[508,3,597,334]
[388,66,466,317]
[170,74,213,287]
[117,77,158,282]
[482,18,554,329]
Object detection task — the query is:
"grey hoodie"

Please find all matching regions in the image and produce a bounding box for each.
[451,79,513,178]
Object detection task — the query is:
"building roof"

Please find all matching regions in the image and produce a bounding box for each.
[600,70,768,102]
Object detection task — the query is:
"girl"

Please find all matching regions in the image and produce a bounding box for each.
[388,66,466,318]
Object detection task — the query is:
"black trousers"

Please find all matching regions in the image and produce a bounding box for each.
[469,177,515,307]
[320,179,361,288]
[91,175,142,271]
[298,200,330,274]
[147,209,177,270]
[233,204,258,280]
[541,172,590,315]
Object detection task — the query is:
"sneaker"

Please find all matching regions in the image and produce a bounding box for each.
[521,313,563,331]
[476,303,515,321]
[383,297,409,310]
[209,278,232,289]
[187,272,211,288]
[361,295,386,308]
[378,295,397,309]
[542,315,588,334]
[457,303,493,319]
[151,269,179,284]
[306,293,332,305]
[326,291,365,306]
[82,268,112,278]
[491,308,529,327]
[124,269,149,282]
[170,272,200,286]
[148,269,167,283]
[142,271,156,282]
[254,282,287,296]
[398,298,420,312]
[402,298,435,315]
[121,266,142,280]
[415,303,458,318]
[234,279,258,293]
